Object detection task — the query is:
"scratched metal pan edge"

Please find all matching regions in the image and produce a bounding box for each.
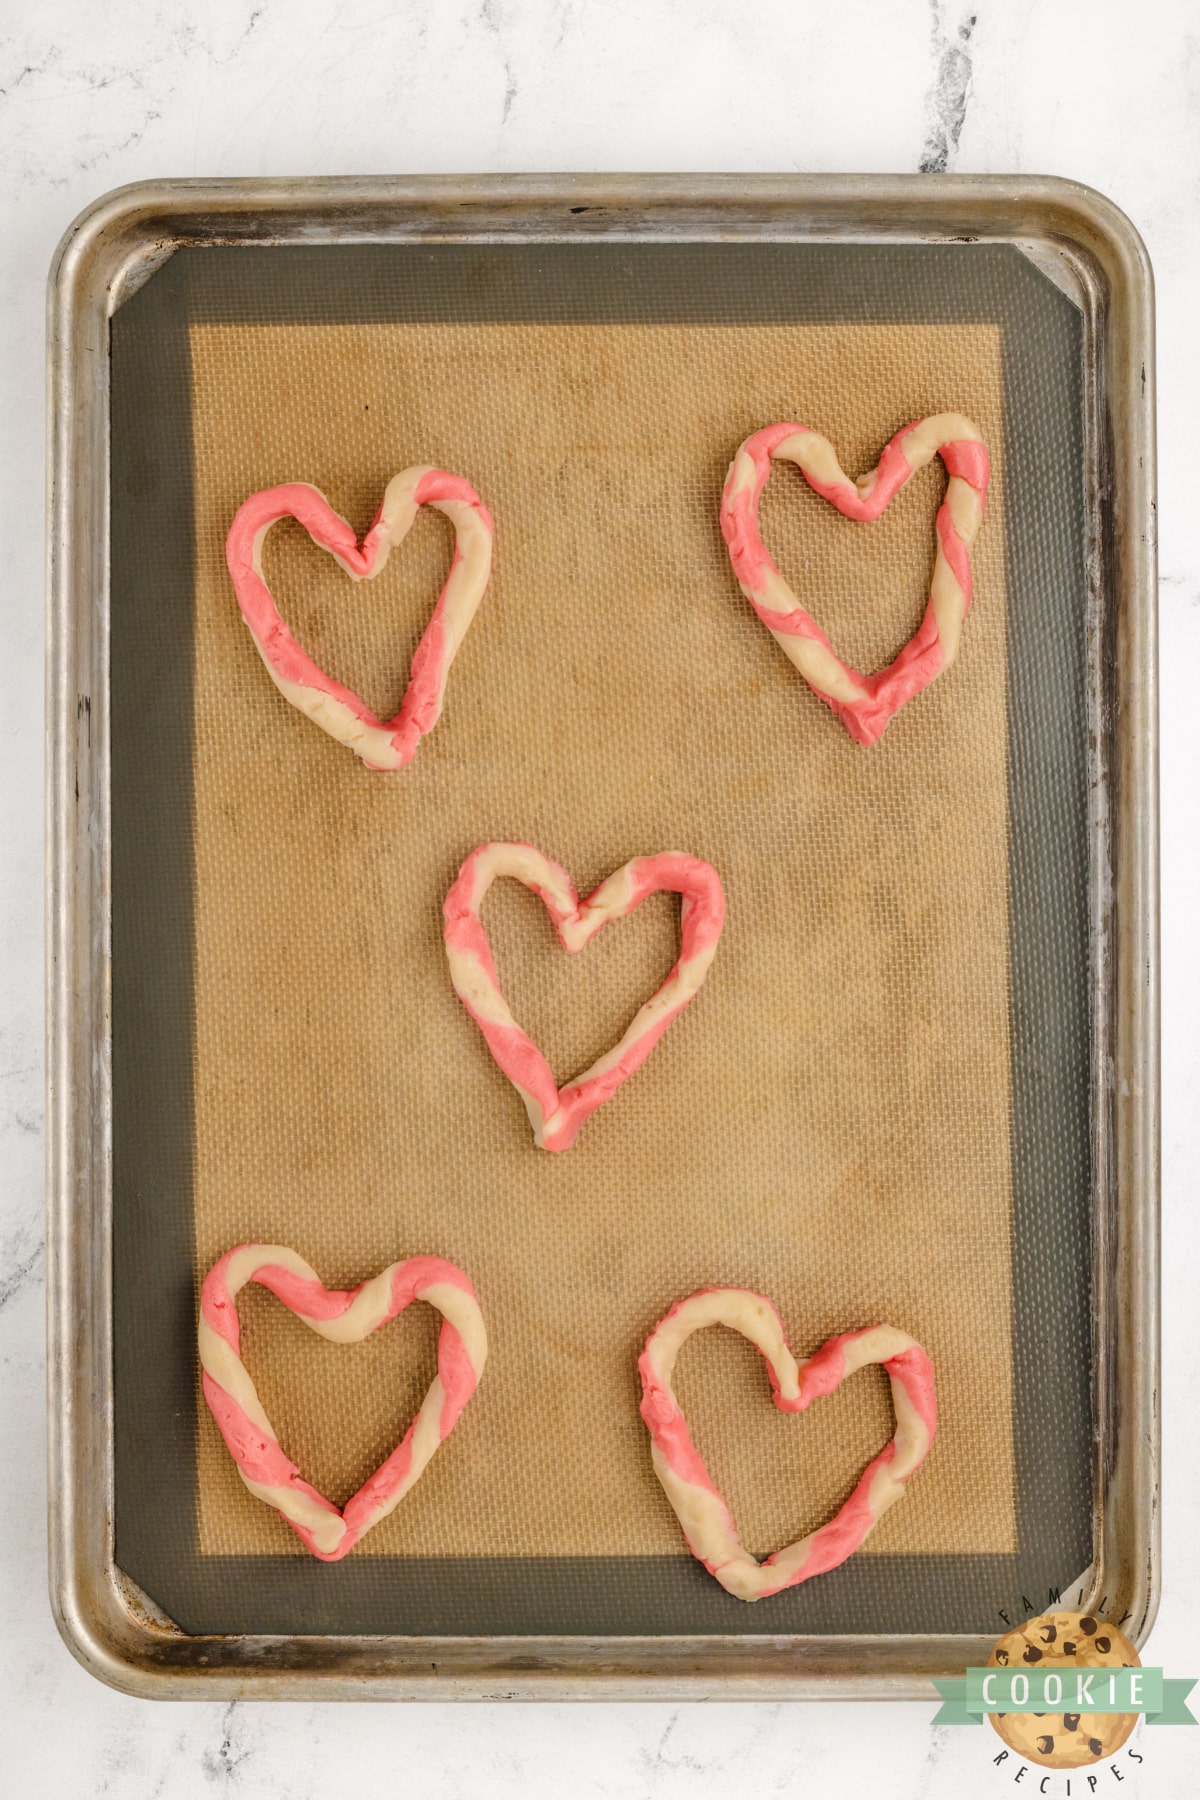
[45,173,1157,1700]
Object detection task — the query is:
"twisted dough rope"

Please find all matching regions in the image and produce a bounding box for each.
[443,843,725,1152]
[720,414,990,747]
[199,1244,487,1561]
[638,1289,937,1601]
[226,467,494,769]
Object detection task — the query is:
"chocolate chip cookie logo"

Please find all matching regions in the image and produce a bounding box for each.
[987,1612,1141,1769]
[932,1609,1197,1772]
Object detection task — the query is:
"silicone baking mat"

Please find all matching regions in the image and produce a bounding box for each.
[109,241,1091,1637]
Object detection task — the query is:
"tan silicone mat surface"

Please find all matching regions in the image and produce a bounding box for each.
[189,318,1011,1561]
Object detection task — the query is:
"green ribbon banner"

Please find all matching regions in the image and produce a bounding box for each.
[932,1670,1197,1727]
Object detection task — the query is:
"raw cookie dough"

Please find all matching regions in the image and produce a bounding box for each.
[225,466,494,769]
[199,1244,487,1560]
[638,1288,937,1600]
[443,843,725,1152]
[720,414,990,746]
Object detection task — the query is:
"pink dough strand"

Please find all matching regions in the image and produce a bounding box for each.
[637,1372,722,1496]
[252,1264,359,1321]
[340,1425,417,1541]
[200,1254,245,1352]
[788,1334,850,1410]
[404,1255,480,1305]
[759,1445,897,1593]
[886,1343,939,1439]
[941,437,991,489]
[436,1323,480,1435]
[935,503,974,606]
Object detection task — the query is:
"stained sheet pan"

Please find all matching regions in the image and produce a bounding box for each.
[46,175,1157,1699]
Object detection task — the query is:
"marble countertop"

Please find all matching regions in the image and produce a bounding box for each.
[2,2,1196,1794]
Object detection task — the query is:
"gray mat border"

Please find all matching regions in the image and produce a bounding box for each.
[110,240,1092,1638]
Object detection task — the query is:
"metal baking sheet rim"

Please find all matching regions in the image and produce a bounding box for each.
[45,173,1158,1701]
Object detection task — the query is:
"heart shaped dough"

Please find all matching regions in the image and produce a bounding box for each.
[199,1244,487,1561]
[639,1289,936,1600]
[225,467,494,769]
[720,414,990,746]
[443,843,725,1152]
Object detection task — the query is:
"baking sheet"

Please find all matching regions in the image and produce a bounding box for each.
[109,241,1092,1637]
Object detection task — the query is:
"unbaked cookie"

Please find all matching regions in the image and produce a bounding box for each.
[720,414,990,746]
[226,467,493,768]
[638,1288,936,1600]
[199,1244,487,1560]
[443,842,725,1151]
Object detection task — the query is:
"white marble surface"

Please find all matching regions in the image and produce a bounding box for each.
[2,1,1197,1793]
